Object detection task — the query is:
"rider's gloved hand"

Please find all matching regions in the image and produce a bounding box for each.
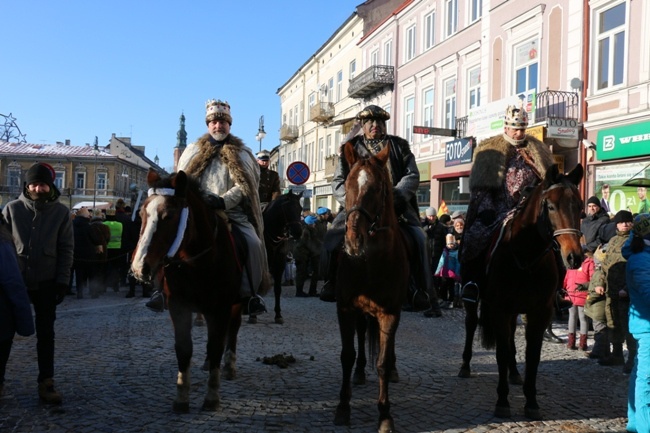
[202,192,226,210]
[393,189,408,216]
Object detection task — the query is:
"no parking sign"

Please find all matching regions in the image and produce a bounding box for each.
[286,161,310,185]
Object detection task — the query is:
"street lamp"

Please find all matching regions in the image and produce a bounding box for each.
[92,136,99,209]
[255,115,266,152]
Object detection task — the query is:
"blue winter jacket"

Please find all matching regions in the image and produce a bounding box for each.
[623,238,650,336]
[0,237,35,341]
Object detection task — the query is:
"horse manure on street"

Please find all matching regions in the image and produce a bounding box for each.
[260,353,297,368]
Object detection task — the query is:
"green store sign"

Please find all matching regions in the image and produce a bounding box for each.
[597,121,650,161]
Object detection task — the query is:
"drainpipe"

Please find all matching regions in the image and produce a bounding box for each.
[580,0,590,198]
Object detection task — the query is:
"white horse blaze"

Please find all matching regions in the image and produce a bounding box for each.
[130,196,163,278]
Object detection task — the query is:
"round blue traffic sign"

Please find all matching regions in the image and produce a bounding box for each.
[286,161,310,185]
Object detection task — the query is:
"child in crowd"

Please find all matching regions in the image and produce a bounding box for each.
[563,247,595,350]
[435,234,462,308]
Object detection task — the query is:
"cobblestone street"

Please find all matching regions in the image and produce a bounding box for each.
[1,285,629,432]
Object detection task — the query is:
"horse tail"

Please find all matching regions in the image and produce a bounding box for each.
[478,301,497,349]
[366,314,379,368]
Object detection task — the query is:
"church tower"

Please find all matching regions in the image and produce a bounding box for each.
[173,112,187,172]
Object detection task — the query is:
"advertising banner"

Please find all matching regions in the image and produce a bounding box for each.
[594,161,650,214]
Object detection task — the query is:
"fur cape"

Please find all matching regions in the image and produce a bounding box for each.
[469,134,555,190]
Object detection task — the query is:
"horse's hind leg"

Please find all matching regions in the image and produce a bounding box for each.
[376,314,399,433]
[522,312,547,420]
[222,304,243,380]
[494,315,514,418]
[334,310,357,426]
[508,316,523,385]
[201,309,231,411]
[273,273,284,324]
[170,304,193,413]
[459,300,479,378]
[352,315,367,385]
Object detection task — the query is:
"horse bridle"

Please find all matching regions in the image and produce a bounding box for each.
[345,172,390,236]
[539,183,582,240]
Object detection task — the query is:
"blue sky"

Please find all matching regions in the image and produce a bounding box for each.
[2,1,358,171]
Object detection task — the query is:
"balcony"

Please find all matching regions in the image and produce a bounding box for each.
[279,124,299,142]
[310,102,335,123]
[455,116,468,139]
[534,90,579,123]
[348,65,394,99]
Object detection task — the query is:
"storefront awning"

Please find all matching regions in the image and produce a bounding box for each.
[431,170,470,180]
[623,177,650,187]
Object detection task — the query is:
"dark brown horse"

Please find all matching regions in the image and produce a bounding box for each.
[262,190,303,324]
[131,169,243,413]
[461,163,584,420]
[334,142,409,433]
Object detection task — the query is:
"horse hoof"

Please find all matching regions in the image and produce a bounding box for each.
[524,406,542,420]
[352,371,366,385]
[334,404,351,426]
[494,405,511,418]
[201,398,220,411]
[509,373,524,385]
[274,315,284,324]
[223,367,236,381]
[389,369,399,383]
[173,401,190,413]
[378,418,395,433]
[247,315,257,324]
[458,367,471,378]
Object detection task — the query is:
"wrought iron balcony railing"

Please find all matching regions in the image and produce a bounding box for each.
[348,65,394,99]
[535,90,579,123]
[455,116,468,139]
[310,102,335,123]
[279,124,299,142]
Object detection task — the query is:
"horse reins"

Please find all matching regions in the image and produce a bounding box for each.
[345,167,391,236]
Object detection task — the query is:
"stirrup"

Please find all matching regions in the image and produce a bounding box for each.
[461,282,479,303]
[247,295,267,315]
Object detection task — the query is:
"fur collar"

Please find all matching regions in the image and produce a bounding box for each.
[469,134,555,190]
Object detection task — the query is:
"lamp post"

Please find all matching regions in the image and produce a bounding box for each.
[255,115,266,153]
[92,136,99,209]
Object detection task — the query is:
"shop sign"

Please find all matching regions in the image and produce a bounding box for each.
[594,161,650,213]
[547,118,581,139]
[597,121,650,161]
[467,91,537,139]
[445,138,474,167]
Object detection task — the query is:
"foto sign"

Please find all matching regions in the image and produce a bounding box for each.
[445,138,474,167]
[546,118,581,139]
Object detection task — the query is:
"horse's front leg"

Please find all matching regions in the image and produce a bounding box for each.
[376,312,399,433]
[521,311,548,420]
[459,299,479,378]
[170,302,193,413]
[202,308,231,411]
[494,314,514,418]
[223,303,243,380]
[353,314,367,385]
[508,316,523,385]
[334,308,357,426]
[274,272,284,324]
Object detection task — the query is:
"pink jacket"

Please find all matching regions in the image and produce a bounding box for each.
[563,257,595,307]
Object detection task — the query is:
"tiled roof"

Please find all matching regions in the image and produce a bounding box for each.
[0,141,112,159]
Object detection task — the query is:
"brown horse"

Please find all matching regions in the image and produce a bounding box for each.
[462,163,584,420]
[333,142,409,433]
[131,169,243,413]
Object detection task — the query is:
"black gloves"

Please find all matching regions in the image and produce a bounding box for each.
[393,189,408,216]
[202,192,226,210]
[55,283,68,305]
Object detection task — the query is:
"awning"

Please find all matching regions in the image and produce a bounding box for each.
[622,178,650,187]
[72,201,111,210]
[431,170,471,180]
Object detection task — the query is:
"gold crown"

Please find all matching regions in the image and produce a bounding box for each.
[205,99,232,124]
[504,102,528,129]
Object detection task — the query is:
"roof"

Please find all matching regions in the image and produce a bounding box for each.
[0,141,112,159]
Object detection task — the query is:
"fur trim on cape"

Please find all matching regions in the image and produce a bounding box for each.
[469,134,555,190]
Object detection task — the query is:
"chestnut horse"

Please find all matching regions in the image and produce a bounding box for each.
[131,169,243,413]
[334,142,409,433]
[461,163,584,420]
[262,190,303,324]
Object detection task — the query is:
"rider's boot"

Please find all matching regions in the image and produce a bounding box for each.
[146,290,166,313]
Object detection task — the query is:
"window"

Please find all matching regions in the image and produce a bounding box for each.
[445,0,458,38]
[443,77,457,129]
[440,179,470,212]
[328,78,334,103]
[326,134,333,157]
[54,171,64,189]
[293,104,299,127]
[468,66,481,109]
[349,59,356,80]
[75,172,85,189]
[424,11,436,50]
[470,0,482,23]
[8,168,21,193]
[371,49,379,66]
[97,172,107,191]
[423,87,434,127]
[405,25,416,62]
[334,131,340,154]
[404,96,415,143]
[384,40,393,65]
[308,92,316,109]
[596,2,626,90]
[336,70,343,102]
[318,137,324,171]
[514,38,539,94]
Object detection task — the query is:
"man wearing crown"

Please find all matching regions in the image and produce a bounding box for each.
[459,102,554,303]
[148,99,270,317]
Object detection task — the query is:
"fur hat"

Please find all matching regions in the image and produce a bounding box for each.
[504,102,529,129]
[26,162,56,188]
[205,99,232,125]
[356,105,390,122]
[613,210,633,224]
[425,207,436,217]
[633,214,650,239]
[586,196,601,207]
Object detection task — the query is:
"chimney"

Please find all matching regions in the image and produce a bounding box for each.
[65,139,70,146]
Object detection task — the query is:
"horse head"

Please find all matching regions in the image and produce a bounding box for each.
[535,163,585,270]
[343,141,395,257]
[131,169,209,282]
[263,190,303,241]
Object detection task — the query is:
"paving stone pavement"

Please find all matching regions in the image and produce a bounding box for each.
[0,284,629,433]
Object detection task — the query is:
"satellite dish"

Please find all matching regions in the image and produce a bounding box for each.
[570,77,583,91]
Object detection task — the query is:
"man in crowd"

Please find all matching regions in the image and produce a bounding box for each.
[257,150,280,211]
